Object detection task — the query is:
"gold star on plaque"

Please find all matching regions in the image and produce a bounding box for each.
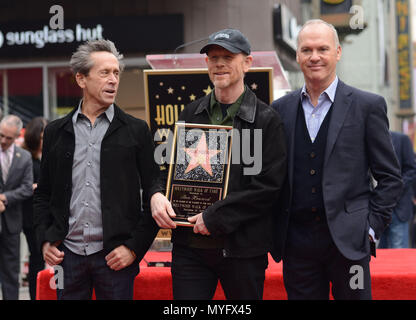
[167,87,174,94]
[251,83,258,90]
[203,85,212,96]
[181,86,186,90]
[155,94,160,99]
[189,94,196,101]
[183,132,222,176]
[159,82,164,86]
[178,96,182,101]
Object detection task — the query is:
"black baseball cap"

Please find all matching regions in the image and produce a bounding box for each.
[200,29,251,55]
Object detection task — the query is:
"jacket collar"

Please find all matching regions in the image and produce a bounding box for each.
[194,86,257,124]
[59,103,127,137]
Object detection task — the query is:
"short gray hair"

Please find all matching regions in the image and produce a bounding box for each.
[297,19,340,49]
[0,115,23,135]
[70,39,125,75]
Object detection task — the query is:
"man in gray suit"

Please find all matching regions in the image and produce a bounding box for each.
[0,115,33,300]
[271,20,403,299]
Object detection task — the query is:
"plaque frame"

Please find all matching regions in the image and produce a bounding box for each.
[166,122,233,226]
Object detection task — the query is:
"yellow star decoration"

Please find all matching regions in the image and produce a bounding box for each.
[155,94,160,99]
[159,82,164,86]
[178,97,182,101]
[203,85,212,96]
[167,87,174,94]
[189,94,196,101]
[251,83,258,90]
[181,86,186,90]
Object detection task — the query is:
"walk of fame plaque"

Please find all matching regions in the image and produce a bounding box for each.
[166,123,233,226]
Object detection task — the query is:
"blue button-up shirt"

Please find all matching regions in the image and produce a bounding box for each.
[301,76,338,142]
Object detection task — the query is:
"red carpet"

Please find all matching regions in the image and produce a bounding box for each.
[36,249,416,300]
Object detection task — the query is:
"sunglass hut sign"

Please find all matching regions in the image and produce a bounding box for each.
[0,24,103,49]
[0,6,103,51]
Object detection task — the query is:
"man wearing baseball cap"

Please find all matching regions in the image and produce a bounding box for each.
[151,29,287,299]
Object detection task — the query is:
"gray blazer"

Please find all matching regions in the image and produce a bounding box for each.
[271,80,403,261]
[0,145,33,234]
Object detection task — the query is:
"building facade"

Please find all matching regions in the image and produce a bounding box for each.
[0,0,302,123]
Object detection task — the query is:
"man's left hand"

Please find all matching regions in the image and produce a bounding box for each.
[188,213,211,235]
[105,245,136,271]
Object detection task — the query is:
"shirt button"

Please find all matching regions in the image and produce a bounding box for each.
[85,202,89,207]
[310,152,316,158]
[89,142,93,147]
[87,161,92,167]
[216,117,220,121]
[311,187,317,194]
[86,181,90,186]
[311,207,317,213]
[310,169,316,175]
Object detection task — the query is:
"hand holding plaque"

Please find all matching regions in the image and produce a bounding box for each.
[166,123,233,226]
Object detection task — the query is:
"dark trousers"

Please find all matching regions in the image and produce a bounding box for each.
[171,244,268,300]
[283,219,372,300]
[23,227,45,300]
[0,218,20,300]
[56,245,139,300]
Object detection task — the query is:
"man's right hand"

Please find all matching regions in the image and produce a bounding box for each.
[42,242,64,266]
[150,192,177,229]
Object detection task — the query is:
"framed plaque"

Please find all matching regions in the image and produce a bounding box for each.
[166,123,233,226]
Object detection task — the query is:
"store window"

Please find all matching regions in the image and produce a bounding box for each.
[48,67,82,120]
[0,68,43,124]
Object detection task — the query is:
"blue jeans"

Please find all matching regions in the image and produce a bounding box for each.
[378,212,409,248]
[56,245,139,300]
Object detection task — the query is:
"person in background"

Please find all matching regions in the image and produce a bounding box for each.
[412,163,416,248]
[0,115,33,300]
[22,117,48,300]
